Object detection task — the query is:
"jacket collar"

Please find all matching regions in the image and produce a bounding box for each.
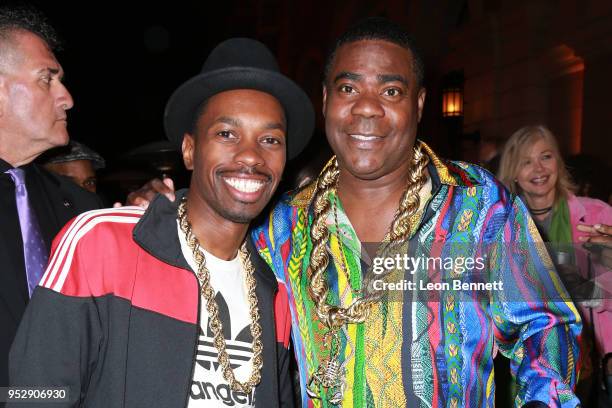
[0,158,60,188]
[0,157,13,172]
[132,189,277,289]
[133,189,190,270]
[566,193,586,222]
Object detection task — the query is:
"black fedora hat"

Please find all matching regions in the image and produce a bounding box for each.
[164,38,314,159]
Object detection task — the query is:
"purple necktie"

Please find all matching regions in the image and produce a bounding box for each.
[5,168,48,297]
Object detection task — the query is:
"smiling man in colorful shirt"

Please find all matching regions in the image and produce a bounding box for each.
[252,18,581,408]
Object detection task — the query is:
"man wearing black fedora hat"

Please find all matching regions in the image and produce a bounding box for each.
[9,38,313,408]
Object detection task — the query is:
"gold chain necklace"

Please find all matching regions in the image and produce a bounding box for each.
[306,145,429,404]
[178,198,263,394]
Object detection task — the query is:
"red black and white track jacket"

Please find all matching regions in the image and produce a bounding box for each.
[8,190,294,408]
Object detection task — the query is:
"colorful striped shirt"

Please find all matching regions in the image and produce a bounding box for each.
[252,142,581,407]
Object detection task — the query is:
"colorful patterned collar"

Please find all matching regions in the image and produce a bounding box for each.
[289,140,480,208]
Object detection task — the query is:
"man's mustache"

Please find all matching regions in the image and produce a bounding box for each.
[217,166,272,181]
[344,118,385,136]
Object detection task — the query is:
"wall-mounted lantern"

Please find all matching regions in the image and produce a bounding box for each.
[442,71,464,118]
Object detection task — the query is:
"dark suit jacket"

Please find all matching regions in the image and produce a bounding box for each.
[0,162,102,388]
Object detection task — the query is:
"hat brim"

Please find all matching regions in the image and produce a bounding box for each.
[164,67,314,160]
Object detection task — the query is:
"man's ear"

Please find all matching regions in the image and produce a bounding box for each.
[416,87,426,123]
[182,133,195,170]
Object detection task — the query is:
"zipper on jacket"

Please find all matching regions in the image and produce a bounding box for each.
[183,273,202,408]
[270,285,279,408]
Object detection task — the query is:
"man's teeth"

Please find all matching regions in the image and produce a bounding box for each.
[224,178,265,193]
[350,134,380,141]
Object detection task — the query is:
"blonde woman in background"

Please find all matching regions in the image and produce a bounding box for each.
[498,124,612,405]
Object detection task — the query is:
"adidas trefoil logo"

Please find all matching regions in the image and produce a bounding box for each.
[195,292,253,371]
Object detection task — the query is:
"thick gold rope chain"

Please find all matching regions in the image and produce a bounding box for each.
[306,146,428,404]
[309,146,428,329]
[178,198,263,394]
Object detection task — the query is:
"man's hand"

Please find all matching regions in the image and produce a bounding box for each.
[114,177,176,209]
[577,224,612,270]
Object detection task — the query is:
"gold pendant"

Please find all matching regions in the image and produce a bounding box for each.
[306,357,345,405]
[306,330,346,405]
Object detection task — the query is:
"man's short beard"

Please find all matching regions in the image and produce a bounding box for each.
[214,202,257,224]
[221,211,252,224]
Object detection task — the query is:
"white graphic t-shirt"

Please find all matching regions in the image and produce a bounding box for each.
[178,224,255,407]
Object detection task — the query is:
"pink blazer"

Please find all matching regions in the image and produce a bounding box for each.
[567,194,612,354]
